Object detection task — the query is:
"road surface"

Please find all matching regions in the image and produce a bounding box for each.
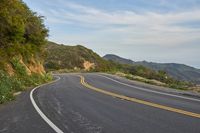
[0,73,200,133]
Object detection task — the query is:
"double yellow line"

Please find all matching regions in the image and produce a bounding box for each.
[79,75,200,119]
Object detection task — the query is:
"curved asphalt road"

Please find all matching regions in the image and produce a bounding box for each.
[0,73,200,133]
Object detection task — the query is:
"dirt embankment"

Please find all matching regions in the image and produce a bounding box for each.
[5,55,45,76]
[83,61,95,71]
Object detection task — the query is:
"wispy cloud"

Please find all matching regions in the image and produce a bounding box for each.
[43,0,200,47]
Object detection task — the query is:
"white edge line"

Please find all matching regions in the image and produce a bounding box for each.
[30,76,64,133]
[97,74,200,103]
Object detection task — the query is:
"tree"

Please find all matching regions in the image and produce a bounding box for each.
[0,0,48,49]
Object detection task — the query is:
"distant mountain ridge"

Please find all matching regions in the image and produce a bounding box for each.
[103,54,200,84]
[103,54,135,64]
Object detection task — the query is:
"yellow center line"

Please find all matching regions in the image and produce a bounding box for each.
[78,75,200,119]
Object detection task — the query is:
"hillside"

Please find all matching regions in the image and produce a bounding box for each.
[44,42,117,72]
[0,0,51,103]
[103,54,200,84]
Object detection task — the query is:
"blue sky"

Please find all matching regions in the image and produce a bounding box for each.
[23,0,200,68]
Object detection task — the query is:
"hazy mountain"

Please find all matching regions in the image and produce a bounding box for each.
[103,54,200,84]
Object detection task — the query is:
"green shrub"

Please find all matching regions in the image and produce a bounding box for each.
[0,71,14,103]
[0,69,52,104]
[11,58,27,76]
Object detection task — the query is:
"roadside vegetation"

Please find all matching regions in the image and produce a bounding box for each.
[124,65,192,90]
[0,63,52,103]
[0,0,51,103]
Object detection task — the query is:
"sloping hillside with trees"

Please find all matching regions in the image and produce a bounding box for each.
[0,0,51,103]
[45,41,121,72]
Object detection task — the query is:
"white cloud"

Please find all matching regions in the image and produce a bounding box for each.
[51,1,200,25]
[43,0,200,47]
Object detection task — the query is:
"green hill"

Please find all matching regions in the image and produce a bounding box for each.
[44,42,118,72]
